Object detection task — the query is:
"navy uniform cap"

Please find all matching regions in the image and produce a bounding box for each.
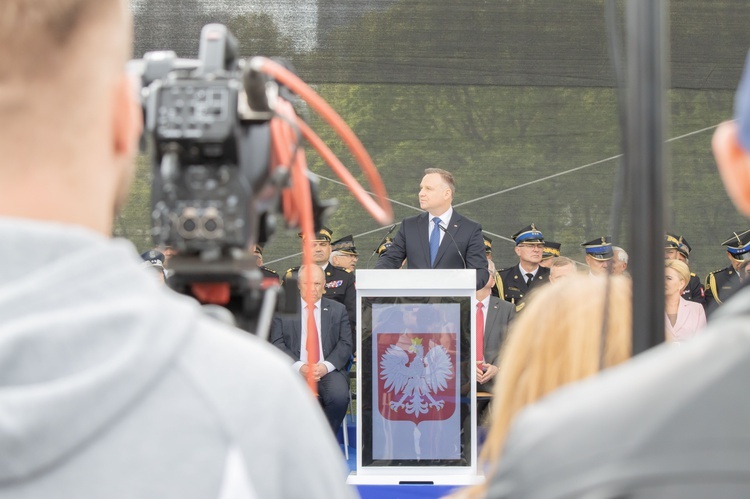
[542,241,561,260]
[582,236,614,261]
[331,235,358,256]
[722,229,750,261]
[512,224,544,245]
[140,249,165,265]
[483,235,492,254]
[298,226,333,242]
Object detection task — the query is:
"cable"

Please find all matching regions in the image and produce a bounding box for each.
[251,57,393,226]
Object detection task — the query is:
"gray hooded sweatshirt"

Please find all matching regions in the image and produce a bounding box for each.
[0,219,356,499]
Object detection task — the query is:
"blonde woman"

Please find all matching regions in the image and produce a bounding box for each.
[455,274,632,498]
[665,259,707,343]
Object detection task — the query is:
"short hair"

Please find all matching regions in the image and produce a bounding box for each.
[479,274,632,475]
[0,0,121,79]
[329,250,345,264]
[551,256,577,269]
[613,246,629,263]
[665,259,690,287]
[424,168,456,194]
[487,259,497,273]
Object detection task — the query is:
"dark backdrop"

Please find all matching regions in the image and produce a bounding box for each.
[120,0,750,280]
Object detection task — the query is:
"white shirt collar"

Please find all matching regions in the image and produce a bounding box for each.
[430,206,453,228]
[518,263,539,277]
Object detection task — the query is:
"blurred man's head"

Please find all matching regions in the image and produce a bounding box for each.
[582,236,614,276]
[713,51,750,221]
[0,0,141,234]
[330,235,358,271]
[549,257,577,283]
[611,246,629,276]
[297,265,325,303]
[299,227,333,266]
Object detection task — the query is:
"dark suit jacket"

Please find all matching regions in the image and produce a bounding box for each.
[269,297,353,373]
[480,296,515,391]
[375,209,489,289]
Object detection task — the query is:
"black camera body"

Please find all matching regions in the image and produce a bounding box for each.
[131,24,276,259]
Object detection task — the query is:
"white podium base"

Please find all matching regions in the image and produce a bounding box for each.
[346,471,484,486]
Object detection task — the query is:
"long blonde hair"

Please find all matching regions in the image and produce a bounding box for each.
[475,274,632,492]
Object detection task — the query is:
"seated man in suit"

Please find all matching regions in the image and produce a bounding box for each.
[475,260,516,420]
[375,168,489,290]
[271,265,354,433]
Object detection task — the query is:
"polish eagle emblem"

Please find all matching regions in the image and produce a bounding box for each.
[379,337,454,418]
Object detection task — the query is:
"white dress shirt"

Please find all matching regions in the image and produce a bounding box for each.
[427,206,453,246]
[518,263,539,284]
[293,298,335,374]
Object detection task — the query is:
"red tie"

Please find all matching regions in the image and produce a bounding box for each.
[476,302,485,362]
[306,305,320,365]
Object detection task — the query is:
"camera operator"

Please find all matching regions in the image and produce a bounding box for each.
[0,1,354,498]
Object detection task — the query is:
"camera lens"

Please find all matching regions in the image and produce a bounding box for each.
[204,219,217,232]
[183,219,196,232]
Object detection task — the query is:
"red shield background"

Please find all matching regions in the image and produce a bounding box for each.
[376,332,457,423]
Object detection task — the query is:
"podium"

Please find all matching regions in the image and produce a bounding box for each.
[348,269,482,486]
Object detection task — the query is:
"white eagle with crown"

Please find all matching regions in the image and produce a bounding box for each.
[379,337,454,418]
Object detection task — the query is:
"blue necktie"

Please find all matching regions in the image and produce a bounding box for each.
[429,217,441,266]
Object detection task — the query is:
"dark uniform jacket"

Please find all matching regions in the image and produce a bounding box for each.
[283,263,356,337]
[705,265,742,316]
[496,264,550,312]
[682,273,705,305]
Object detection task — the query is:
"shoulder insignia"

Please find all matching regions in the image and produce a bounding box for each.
[344,268,352,273]
[263,267,278,275]
[690,272,696,277]
[515,302,526,313]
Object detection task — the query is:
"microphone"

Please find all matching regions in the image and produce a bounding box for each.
[438,224,467,269]
[368,223,398,268]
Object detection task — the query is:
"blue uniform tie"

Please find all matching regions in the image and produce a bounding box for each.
[429,217,441,266]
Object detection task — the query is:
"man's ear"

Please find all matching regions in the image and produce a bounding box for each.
[713,120,750,217]
[514,246,521,258]
[112,74,142,160]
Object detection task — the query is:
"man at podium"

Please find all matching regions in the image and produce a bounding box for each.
[375,168,489,290]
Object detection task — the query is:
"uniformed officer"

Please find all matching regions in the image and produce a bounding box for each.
[705,229,750,315]
[664,233,704,305]
[376,236,393,257]
[497,224,550,312]
[330,235,359,272]
[483,235,502,298]
[252,244,280,284]
[582,236,614,275]
[283,227,357,336]
[539,241,561,269]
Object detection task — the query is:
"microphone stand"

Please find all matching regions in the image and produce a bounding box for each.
[438,224,467,269]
